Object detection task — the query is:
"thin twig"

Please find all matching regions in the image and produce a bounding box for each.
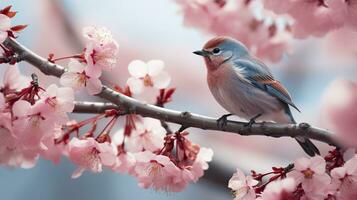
[2,37,340,147]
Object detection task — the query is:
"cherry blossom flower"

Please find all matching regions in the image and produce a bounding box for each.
[134,151,182,192]
[110,129,136,174]
[40,126,66,164]
[330,155,357,199]
[60,59,102,95]
[320,79,357,147]
[126,117,166,152]
[67,137,118,178]
[113,152,136,174]
[126,60,171,94]
[258,178,297,200]
[0,14,10,43]
[167,147,213,192]
[287,156,331,196]
[38,84,74,123]
[228,168,258,200]
[12,100,56,149]
[83,26,114,45]
[83,26,119,71]
[0,107,41,168]
[193,147,213,173]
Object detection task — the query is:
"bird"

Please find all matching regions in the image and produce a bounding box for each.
[193,36,320,156]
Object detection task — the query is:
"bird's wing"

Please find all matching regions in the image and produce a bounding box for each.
[233,59,300,112]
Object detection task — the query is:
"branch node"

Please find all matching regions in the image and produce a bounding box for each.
[180,111,191,118]
[299,123,310,130]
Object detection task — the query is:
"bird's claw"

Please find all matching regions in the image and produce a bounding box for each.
[244,114,262,128]
[217,114,233,129]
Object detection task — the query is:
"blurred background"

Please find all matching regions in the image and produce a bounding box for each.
[1,0,356,199]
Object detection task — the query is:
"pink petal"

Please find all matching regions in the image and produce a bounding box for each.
[45,84,58,97]
[0,14,11,31]
[143,117,162,131]
[155,155,171,165]
[0,32,6,43]
[86,78,102,95]
[294,157,311,171]
[3,65,31,90]
[60,72,83,90]
[100,152,117,166]
[57,87,75,112]
[128,60,147,78]
[247,176,259,187]
[344,156,357,175]
[243,189,256,200]
[111,129,124,146]
[68,59,86,73]
[68,137,90,148]
[287,170,304,184]
[71,167,85,179]
[197,147,214,163]
[302,173,331,193]
[310,156,326,174]
[147,60,165,76]
[85,65,102,78]
[19,157,39,169]
[134,151,155,162]
[12,100,31,117]
[152,71,171,89]
[126,77,144,94]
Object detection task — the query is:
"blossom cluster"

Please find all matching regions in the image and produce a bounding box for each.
[174,0,292,62]
[0,65,74,168]
[264,0,357,38]
[0,61,212,191]
[56,26,119,95]
[174,0,357,62]
[0,6,213,192]
[228,149,357,200]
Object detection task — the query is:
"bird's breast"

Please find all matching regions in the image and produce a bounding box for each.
[207,66,283,120]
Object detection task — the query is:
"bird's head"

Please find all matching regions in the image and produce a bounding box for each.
[194,36,249,71]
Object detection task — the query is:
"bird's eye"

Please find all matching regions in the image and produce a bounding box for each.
[212,48,221,55]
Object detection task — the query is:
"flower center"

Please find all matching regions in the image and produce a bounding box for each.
[46,96,57,108]
[147,160,164,177]
[28,113,45,128]
[77,71,89,86]
[143,75,153,87]
[233,186,248,199]
[302,168,314,179]
[83,148,101,171]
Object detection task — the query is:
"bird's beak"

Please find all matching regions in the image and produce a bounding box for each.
[193,50,210,57]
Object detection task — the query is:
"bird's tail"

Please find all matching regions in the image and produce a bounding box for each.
[285,107,320,157]
[295,138,320,157]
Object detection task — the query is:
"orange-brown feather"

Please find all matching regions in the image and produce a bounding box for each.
[253,76,291,99]
[203,36,226,50]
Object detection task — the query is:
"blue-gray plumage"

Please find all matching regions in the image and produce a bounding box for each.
[194,36,320,156]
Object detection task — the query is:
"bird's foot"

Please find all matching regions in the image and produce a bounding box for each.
[217,114,233,129]
[244,114,262,128]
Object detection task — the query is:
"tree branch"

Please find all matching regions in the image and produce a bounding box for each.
[73,101,119,113]
[3,37,340,147]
